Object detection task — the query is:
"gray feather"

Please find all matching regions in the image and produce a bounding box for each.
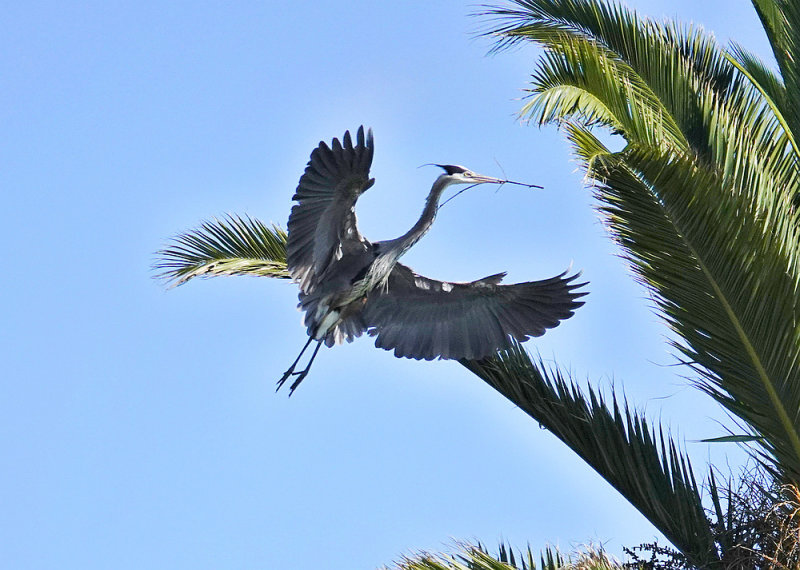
[286,127,375,293]
[362,263,587,360]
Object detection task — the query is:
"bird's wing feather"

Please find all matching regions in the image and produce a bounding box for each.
[287,127,375,292]
[362,263,587,360]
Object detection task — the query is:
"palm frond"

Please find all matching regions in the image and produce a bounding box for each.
[725,42,797,153]
[482,0,800,203]
[461,344,720,568]
[389,542,611,570]
[565,123,800,481]
[750,0,800,139]
[480,0,727,152]
[482,0,800,483]
[153,214,289,286]
[751,0,788,66]
[524,33,687,149]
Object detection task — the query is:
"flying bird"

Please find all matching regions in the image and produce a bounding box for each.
[279,127,586,393]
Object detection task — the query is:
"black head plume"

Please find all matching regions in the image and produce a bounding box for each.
[435,164,468,175]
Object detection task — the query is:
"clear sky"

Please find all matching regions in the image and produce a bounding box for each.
[1,1,773,568]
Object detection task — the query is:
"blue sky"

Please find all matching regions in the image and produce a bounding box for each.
[2,1,773,568]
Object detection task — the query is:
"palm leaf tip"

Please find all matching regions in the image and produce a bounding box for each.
[390,541,614,570]
[461,343,719,567]
[153,214,290,287]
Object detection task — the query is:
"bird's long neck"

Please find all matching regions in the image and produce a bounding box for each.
[379,175,451,261]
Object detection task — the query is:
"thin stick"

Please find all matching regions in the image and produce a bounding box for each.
[438,183,481,209]
[502,179,544,189]
[492,159,545,189]
[438,178,543,210]
[493,158,508,195]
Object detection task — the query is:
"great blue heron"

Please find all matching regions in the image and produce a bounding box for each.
[279,126,586,393]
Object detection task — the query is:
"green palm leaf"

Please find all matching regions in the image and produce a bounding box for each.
[524,33,688,148]
[566,111,800,481]
[462,345,718,568]
[481,0,730,151]
[483,0,800,484]
[389,542,608,570]
[750,0,800,139]
[482,0,799,200]
[154,214,289,286]
[725,41,798,158]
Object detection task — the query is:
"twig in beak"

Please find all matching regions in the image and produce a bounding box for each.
[502,179,543,189]
[438,183,481,210]
[438,177,542,211]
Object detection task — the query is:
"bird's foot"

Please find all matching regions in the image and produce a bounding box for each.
[276,338,322,396]
[276,366,298,391]
[275,367,309,397]
[288,369,310,396]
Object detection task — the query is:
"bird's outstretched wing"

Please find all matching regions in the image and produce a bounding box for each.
[362,263,587,360]
[287,126,375,293]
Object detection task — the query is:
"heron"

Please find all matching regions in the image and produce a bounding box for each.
[279,126,586,394]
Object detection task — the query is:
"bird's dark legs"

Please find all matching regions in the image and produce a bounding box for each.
[276,337,323,395]
[287,340,323,395]
[276,336,314,390]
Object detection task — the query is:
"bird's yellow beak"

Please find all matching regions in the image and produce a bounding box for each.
[467,172,506,185]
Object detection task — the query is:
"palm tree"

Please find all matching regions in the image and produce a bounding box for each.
[155,0,800,566]
[472,0,800,566]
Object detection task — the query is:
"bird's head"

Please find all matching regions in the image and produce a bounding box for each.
[434,164,505,186]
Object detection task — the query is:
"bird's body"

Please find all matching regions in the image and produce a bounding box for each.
[279,127,586,393]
